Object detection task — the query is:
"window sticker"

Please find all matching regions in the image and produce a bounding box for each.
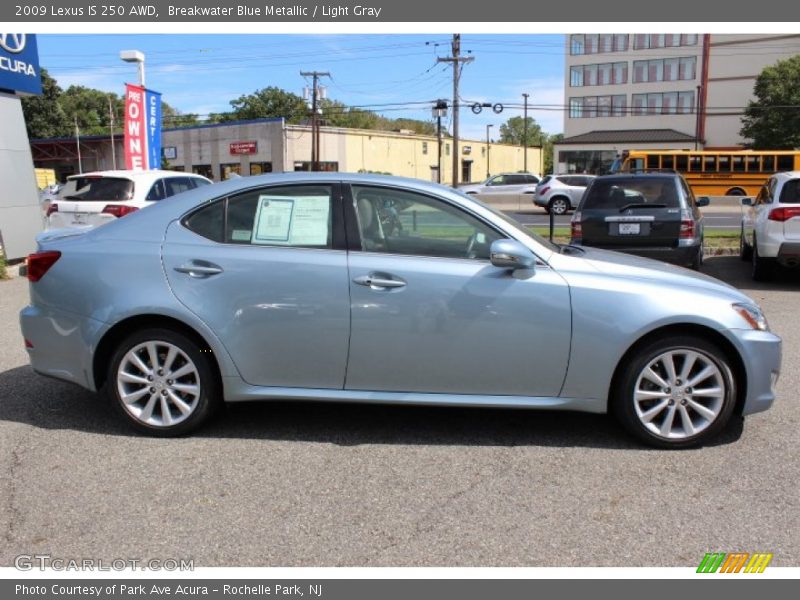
[252,195,330,246]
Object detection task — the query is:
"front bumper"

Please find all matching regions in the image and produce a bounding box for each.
[727,328,782,416]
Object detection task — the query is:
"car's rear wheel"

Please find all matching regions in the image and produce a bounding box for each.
[752,236,775,281]
[739,224,753,261]
[549,197,570,215]
[107,328,220,436]
[612,335,736,449]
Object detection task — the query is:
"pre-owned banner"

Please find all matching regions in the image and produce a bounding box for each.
[124,83,161,170]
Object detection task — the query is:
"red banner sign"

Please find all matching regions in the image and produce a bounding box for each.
[124,84,147,170]
[230,141,257,155]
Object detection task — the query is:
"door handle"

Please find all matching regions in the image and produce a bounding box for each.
[353,274,407,289]
[174,261,223,278]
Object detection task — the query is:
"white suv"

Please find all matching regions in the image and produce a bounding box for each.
[46,170,211,230]
[532,174,596,215]
[741,171,800,280]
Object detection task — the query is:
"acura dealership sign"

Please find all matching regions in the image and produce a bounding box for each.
[0,33,42,95]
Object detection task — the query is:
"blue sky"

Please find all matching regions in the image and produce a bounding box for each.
[36,34,566,140]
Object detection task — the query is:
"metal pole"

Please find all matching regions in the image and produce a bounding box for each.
[109,96,117,170]
[522,92,529,173]
[437,114,442,184]
[74,116,83,174]
[138,60,145,88]
[486,124,492,179]
[695,84,701,151]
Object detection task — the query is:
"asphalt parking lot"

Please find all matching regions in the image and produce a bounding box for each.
[0,256,798,567]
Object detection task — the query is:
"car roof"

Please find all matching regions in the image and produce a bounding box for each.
[67,170,208,182]
[596,173,680,181]
[773,170,800,181]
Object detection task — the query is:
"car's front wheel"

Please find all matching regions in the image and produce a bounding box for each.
[612,335,737,449]
[107,328,220,436]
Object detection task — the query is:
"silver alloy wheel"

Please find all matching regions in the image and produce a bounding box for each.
[116,341,201,427]
[550,198,569,215]
[633,349,725,440]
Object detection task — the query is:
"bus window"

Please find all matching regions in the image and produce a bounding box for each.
[632,158,644,171]
[675,155,688,172]
[746,155,760,172]
[732,156,745,172]
[689,155,701,172]
[703,156,717,172]
[777,155,794,171]
[762,155,776,172]
[662,155,674,170]
[647,155,660,169]
[718,156,731,172]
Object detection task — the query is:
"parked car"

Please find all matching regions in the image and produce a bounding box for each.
[532,174,596,215]
[20,173,779,448]
[569,173,709,270]
[459,173,539,196]
[740,171,800,281]
[45,170,211,230]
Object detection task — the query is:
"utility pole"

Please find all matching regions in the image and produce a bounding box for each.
[432,99,448,184]
[108,96,117,170]
[486,124,493,179]
[522,92,530,173]
[301,71,330,171]
[74,115,83,174]
[438,34,473,187]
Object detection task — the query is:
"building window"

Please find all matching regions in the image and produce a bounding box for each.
[571,34,628,55]
[635,34,699,50]
[422,141,428,155]
[249,162,273,176]
[192,164,213,179]
[445,143,450,156]
[633,57,696,83]
[570,61,627,87]
[569,95,627,118]
[293,161,339,172]
[220,163,242,180]
[632,91,695,115]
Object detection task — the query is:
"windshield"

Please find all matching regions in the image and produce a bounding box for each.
[779,179,800,203]
[582,178,680,210]
[63,176,135,201]
[452,189,559,252]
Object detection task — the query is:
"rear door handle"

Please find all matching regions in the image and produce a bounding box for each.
[353,274,407,289]
[174,261,223,278]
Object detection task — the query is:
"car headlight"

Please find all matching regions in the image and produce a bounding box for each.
[733,302,769,331]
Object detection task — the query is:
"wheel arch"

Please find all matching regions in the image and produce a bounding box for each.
[608,323,748,416]
[93,314,224,393]
[726,187,747,196]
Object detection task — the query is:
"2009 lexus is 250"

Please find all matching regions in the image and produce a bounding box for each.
[20,173,781,448]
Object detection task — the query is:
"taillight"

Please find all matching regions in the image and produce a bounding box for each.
[539,186,550,195]
[102,204,139,218]
[46,203,58,217]
[768,207,800,222]
[26,251,61,282]
[571,211,582,239]
[680,210,695,239]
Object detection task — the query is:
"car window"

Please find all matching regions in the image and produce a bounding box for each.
[779,179,800,204]
[62,176,134,201]
[539,175,553,186]
[351,185,502,260]
[582,178,680,209]
[164,177,196,198]
[678,177,695,206]
[507,175,526,185]
[767,177,778,201]
[193,178,211,188]
[755,185,769,205]
[557,176,572,186]
[523,175,539,184]
[573,177,590,187]
[146,180,167,201]
[488,175,506,186]
[184,185,334,248]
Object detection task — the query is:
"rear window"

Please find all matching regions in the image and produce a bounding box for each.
[62,177,134,202]
[539,175,553,186]
[582,178,681,210]
[779,179,800,204]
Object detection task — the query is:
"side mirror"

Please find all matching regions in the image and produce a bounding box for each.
[741,197,753,206]
[696,196,710,207]
[490,239,536,270]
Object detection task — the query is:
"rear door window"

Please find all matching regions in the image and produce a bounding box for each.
[146,180,167,201]
[164,177,196,197]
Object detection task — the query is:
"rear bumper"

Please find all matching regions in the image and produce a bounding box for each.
[726,329,782,416]
[570,241,701,266]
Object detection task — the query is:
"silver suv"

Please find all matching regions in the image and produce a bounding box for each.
[533,174,596,215]
[460,173,540,196]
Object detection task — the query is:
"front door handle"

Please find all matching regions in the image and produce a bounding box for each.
[353,274,407,289]
[174,261,223,278]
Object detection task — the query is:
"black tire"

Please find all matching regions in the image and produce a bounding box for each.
[726,188,746,197]
[106,328,221,436]
[739,225,753,261]
[689,244,704,271]
[751,236,775,281]
[611,335,737,449]
[549,196,570,215]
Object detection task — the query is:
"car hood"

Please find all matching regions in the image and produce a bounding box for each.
[564,246,753,303]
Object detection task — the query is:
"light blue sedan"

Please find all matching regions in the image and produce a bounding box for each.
[19,173,781,448]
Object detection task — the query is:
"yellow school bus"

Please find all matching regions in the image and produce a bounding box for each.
[611,150,800,197]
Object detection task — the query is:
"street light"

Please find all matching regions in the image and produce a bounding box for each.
[486,124,493,179]
[120,49,145,87]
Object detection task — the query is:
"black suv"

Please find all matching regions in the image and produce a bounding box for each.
[569,173,709,269]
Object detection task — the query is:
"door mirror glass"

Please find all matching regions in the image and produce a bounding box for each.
[695,196,710,207]
[490,239,535,270]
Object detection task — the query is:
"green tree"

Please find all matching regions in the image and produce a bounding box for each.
[60,85,123,135]
[543,133,563,175]
[161,104,200,128]
[21,68,69,138]
[498,116,546,147]
[740,55,800,149]
[219,86,308,123]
